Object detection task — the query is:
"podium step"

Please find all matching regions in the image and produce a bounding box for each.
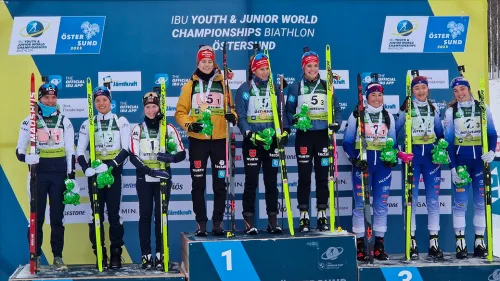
[358,253,500,281]
[9,263,185,281]
[181,230,357,281]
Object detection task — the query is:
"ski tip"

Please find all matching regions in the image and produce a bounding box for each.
[326,44,330,50]
[86,77,91,83]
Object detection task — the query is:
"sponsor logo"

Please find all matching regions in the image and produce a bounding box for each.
[154,73,169,86]
[98,71,141,91]
[249,149,257,157]
[300,147,307,155]
[194,160,202,169]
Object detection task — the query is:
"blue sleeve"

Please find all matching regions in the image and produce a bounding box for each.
[443,108,457,169]
[395,110,405,137]
[342,112,358,159]
[285,82,299,129]
[236,82,251,134]
[433,107,444,139]
[334,95,342,125]
[388,114,398,148]
[486,107,498,151]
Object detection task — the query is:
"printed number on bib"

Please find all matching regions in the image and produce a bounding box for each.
[310,94,326,106]
[195,93,223,107]
[96,132,114,145]
[38,129,61,143]
[254,97,270,110]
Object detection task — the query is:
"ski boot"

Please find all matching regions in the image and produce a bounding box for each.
[94,248,108,270]
[36,256,41,271]
[267,215,283,234]
[428,235,444,259]
[356,237,368,261]
[141,254,153,270]
[53,256,68,271]
[455,233,468,259]
[243,213,258,235]
[155,252,165,271]
[473,235,487,258]
[316,210,329,232]
[195,221,208,237]
[374,237,389,260]
[110,247,123,269]
[410,236,419,260]
[299,211,310,233]
[212,220,225,236]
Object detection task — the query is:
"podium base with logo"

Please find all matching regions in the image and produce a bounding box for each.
[180,231,357,281]
[358,254,500,281]
[9,263,185,281]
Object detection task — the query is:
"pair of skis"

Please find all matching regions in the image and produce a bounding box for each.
[326,45,340,232]
[475,67,494,262]
[264,48,295,235]
[403,70,419,261]
[222,41,237,238]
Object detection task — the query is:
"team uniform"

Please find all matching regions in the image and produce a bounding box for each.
[16,83,75,270]
[76,86,130,269]
[286,69,342,232]
[343,82,413,261]
[129,92,186,269]
[443,77,497,259]
[395,76,445,259]
[235,52,287,234]
[174,45,237,236]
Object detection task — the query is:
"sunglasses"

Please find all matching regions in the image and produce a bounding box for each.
[302,51,319,58]
[254,53,268,60]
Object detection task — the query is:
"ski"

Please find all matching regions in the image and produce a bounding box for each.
[326,44,338,232]
[223,41,236,238]
[264,48,294,235]
[87,77,103,272]
[156,80,170,271]
[357,73,373,263]
[279,74,286,229]
[478,75,493,261]
[29,73,38,275]
[404,70,417,260]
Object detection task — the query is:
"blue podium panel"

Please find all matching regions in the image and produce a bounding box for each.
[358,254,500,281]
[9,264,185,281]
[181,231,357,281]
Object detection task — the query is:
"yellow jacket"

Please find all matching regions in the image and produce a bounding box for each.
[175,73,237,140]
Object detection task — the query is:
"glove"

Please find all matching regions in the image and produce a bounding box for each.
[67,171,76,180]
[349,157,368,170]
[292,115,299,126]
[247,131,266,147]
[149,169,171,179]
[397,151,414,164]
[157,152,175,163]
[84,168,96,177]
[278,130,289,146]
[481,150,495,163]
[451,168,464,185]
[400,96,410,111]
[69,179,81,193]
[328,122,341,133]
[188,122,204,133]
[224,112,237,126]
[94,163,109,174]
[25,154,40,165]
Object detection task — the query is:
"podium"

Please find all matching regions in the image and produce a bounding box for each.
[181,231,357,281]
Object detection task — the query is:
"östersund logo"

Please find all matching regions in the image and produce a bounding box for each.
[447,21,465,39]
[98,71,142,91]
[80,21,100,40]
